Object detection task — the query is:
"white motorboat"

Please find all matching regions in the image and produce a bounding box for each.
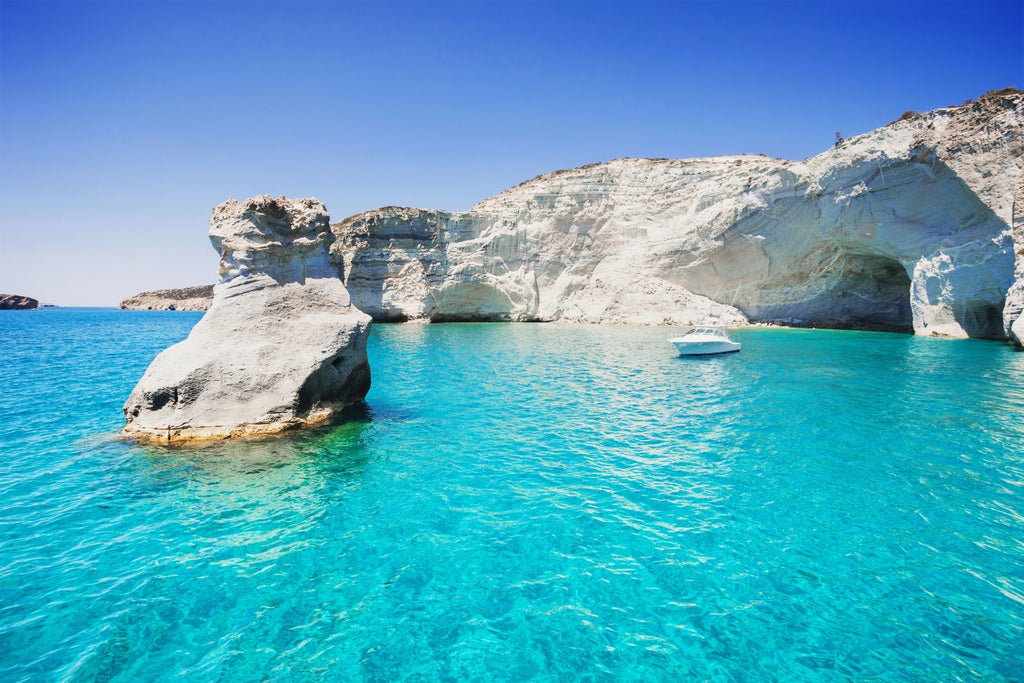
[669,324,741,356]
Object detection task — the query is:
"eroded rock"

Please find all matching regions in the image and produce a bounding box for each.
[123,195,371,443]
[332,90,1023,339]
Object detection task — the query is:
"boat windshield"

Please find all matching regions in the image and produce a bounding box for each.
[689,326,727,337]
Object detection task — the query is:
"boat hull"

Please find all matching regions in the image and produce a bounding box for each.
[670,340,741,356]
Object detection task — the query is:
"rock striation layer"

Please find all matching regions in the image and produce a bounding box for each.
[119,285,214,311]
[0,294,39,310]
[332,89,1024,343]
[123,195,372,443]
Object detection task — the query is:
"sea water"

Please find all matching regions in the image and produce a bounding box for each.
[1,309,1022,682]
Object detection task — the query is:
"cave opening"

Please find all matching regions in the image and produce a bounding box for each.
[824,253,914,333]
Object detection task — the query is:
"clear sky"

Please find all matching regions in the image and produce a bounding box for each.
[1,0,1021,306]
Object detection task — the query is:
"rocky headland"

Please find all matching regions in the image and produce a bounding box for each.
[124,89,1023,346]
[333,89,1023,345]
[123,196,372,443]
[119,285,213,311]
[0,294,39,310]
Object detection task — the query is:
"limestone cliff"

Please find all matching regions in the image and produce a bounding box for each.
[119,285,214,311]
[332,89,1023,342]
[123,196,372,443]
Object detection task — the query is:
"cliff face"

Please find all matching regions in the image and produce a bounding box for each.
[332,90,1023,341]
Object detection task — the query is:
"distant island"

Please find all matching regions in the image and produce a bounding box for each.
[0,294,39,310]
[119,285,213,311]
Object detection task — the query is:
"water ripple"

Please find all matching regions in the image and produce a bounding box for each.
[1,316,1023,680]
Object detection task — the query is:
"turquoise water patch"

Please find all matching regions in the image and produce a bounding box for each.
[1,311,1022,680]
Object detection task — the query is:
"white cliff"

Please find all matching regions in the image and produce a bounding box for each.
[124,196,372,442]
[332,89,1023,342]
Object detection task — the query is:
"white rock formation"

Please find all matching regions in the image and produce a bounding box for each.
[124,196,371,443]
[333,90,1023,342]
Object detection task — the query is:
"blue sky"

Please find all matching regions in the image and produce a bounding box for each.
[1,0,1021,306]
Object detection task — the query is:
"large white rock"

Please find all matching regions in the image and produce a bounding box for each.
[333,90,1023,341]
[124,196,371,443]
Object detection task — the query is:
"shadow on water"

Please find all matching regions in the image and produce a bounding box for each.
[671,351,743,361]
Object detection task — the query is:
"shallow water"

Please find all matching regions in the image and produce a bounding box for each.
[1,310,1023,681]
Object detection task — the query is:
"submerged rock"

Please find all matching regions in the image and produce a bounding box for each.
[0,294,39,310]
[123,195,371,443]
[119,285,214,311]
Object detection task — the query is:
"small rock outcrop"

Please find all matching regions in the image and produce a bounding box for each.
[0,294,39,310]
[119,285,214,311]
[332,89,1024,340]
[123,196,372,443]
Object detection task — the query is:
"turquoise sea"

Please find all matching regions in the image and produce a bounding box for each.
[1,308,1023,681]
